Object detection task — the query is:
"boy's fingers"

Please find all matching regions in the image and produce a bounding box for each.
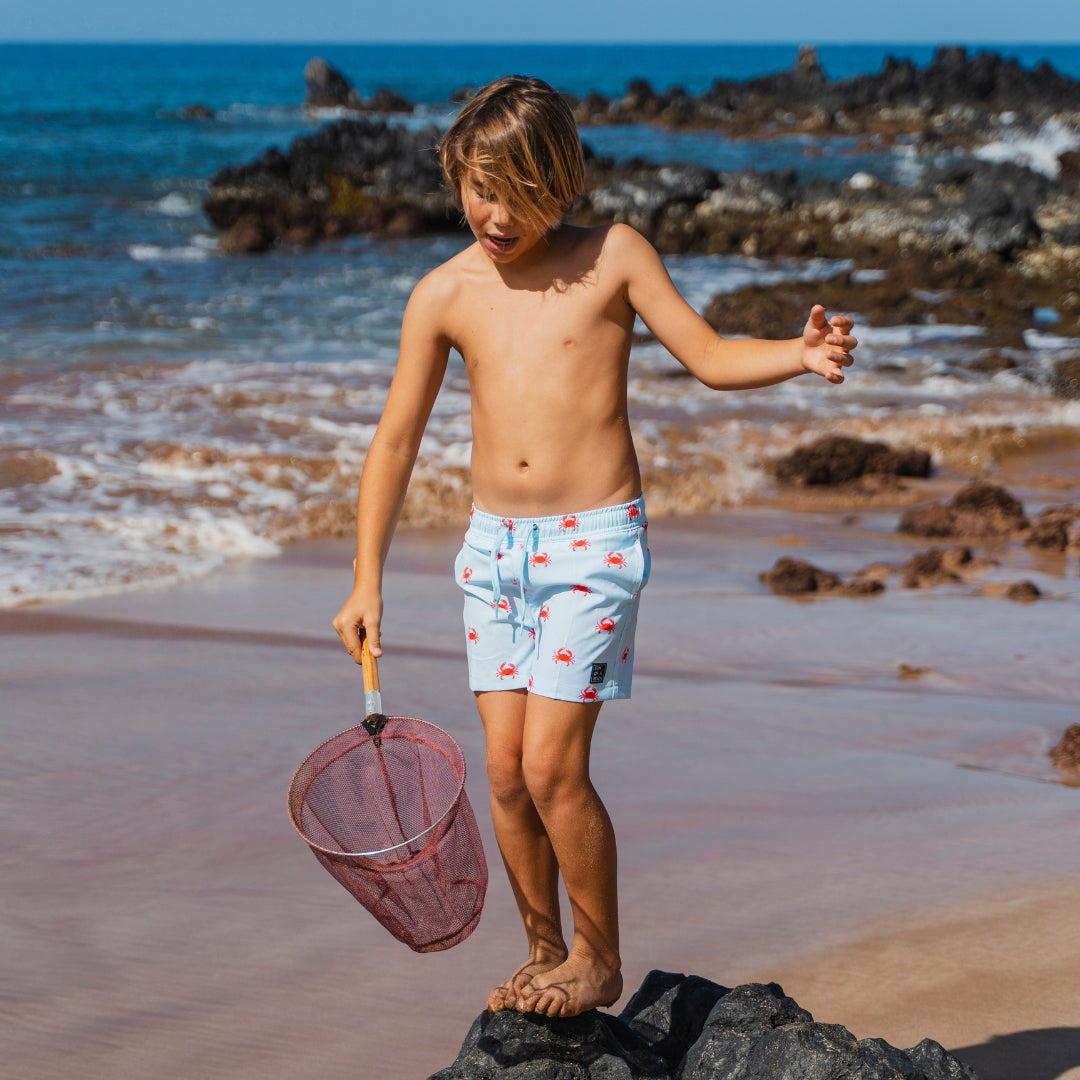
[364,626,383,658]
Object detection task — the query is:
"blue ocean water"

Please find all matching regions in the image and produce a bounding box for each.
[2,43,1079,607]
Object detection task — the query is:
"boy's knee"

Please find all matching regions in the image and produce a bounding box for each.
[521,751,577,810]
[486,751,527,806]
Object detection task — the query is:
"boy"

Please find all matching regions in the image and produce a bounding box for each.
[332,75,856,1019]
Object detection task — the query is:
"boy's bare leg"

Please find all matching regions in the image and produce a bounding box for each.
[477,690,569,1012]
[514,694,622,1018]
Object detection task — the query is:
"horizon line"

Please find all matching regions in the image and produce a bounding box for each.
[3,38,1079,48]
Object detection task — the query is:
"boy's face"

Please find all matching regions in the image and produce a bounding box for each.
[461,168,547,266]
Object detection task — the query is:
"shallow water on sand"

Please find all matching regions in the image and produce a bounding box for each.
[2,502,1077,1078]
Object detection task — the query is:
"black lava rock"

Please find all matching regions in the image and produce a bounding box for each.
[428,971,977,1080]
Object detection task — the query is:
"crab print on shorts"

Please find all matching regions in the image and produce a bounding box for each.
[455,497,650,702]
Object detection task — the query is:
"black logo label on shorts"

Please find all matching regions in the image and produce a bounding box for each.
[590,663,607,685]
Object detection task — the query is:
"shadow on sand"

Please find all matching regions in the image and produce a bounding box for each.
[954,1027,1080,1080]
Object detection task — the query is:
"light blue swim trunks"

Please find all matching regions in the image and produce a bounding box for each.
[454,496,651,702]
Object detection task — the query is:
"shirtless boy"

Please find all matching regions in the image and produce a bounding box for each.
[332,75,857,1019]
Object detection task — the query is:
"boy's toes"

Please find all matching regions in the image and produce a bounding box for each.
[525,986,569,1017]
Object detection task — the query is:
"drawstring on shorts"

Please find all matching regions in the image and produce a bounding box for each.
[489,520,540,631]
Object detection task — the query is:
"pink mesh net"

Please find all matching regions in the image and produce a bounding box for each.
[287,718,487,952]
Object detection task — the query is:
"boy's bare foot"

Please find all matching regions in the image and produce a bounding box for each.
[515,954,623,1018]
[487,953,567,1012]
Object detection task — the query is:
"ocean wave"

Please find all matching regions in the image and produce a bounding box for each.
[128,243,213,262]
[150,192,201,218]
[974,117,1080,179]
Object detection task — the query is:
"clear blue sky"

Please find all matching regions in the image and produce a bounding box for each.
[2,0,1078,43]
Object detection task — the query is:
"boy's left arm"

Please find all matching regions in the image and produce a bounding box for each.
[615,224,856,389]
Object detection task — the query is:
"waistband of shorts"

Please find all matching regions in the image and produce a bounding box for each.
[466,494,646,542]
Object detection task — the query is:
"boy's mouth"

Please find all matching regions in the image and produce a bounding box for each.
[485,233,518,253]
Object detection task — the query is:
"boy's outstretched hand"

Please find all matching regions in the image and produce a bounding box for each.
[802,305,857,384]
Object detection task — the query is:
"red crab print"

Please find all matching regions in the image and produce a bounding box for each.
[579,686,600,702]
[621,647,631,663]
[501,517,515,531]
[559,514,578,532]
[569,537,591,553]
[527,627,536,641]
[596,617,617,635]
[529,551,552,568]
[539,603,551,622]
[492,597,511,614]
[496,661,520,680]
[570,584,591,598]
[467,627,479,644]
[469,506,475,519]
[603,551,627,569]
[528,675,535,690]
[552,647,575,666]
[460,566,473,583]
[627,504,640,522]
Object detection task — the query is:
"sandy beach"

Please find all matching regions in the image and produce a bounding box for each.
[3,487,1079,1079]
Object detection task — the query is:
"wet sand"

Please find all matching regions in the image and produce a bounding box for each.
[3,495,1079,1079]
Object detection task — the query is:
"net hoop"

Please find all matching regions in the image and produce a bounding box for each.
[286,717,467,861]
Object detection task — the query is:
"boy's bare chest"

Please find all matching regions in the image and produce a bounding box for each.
[450,279,629,370]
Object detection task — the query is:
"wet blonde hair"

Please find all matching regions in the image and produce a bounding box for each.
[439,75,586,234]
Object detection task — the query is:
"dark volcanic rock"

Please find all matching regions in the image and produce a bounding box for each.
[428,971,976,1079]
[304,57,360,109]
[204,117,450,250]
[774,435,931,486]
[898,483,1028,539]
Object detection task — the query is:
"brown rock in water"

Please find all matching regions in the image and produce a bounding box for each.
[899,483,1028,539]
[897,503,956,538]
[898,663,933,680]
[1025,506,1080,551]
[1005,580,1041,603]
[761,557,838,594]
[950,483,1029,537]
[760,557,884,597]
[1050,723,1080,775]
[901,546,973,588]
[219,213,276,255]
[760,557,841,595]
[774,435,931,486]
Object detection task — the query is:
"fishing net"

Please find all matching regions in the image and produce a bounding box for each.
[287,717,487,952]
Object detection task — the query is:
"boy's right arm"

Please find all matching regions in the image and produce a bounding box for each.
[331,272,453,662]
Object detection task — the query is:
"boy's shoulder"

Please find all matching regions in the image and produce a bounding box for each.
[407,243,478,310]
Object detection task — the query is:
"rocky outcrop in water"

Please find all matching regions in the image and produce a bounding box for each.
[774,435,932,487]
[760,557,885,598]
[303,57,414,113]
[204,117,448,251]
[202,49,1080,349]
[898,483,1029,539]
[428,970,976,1079]
[571,45,1080,142]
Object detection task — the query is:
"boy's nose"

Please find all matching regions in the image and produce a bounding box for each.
[490,200,514,227]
